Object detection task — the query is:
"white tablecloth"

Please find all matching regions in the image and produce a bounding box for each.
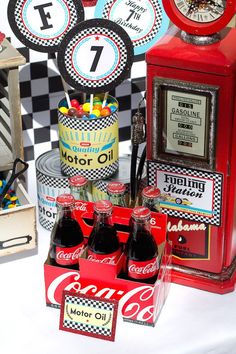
[0,157,235,354]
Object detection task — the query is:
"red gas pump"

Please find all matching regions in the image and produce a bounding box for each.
[146,0,236,293]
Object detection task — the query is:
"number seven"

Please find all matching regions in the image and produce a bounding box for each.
[90,46,104,72]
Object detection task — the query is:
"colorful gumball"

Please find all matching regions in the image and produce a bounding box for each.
[68,107,78,116]
[92,109,101,117]
[100,107,111,116]
[108,105,117,113]
[70,99,80,108]
[82,102,91,112]
[59,106,69,115]
[108,100,118,107]
[93,104,102,111]
[89,114,97,119]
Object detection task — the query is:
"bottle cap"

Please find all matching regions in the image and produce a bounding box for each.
[94,200,113,213]
[56,194,75,206]
[69,175,88,187]
[142,186,161,199]
[107,182,126,194]
[132,206,151,219]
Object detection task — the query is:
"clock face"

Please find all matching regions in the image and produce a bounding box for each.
[163,0,236,35]
[174,0,226,23]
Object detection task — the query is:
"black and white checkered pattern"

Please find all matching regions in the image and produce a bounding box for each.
[65,294,113,311]
[63,319,112,336]
[64,26,127,89]
[60,159,119,180]
[36,170,69,188]
[39,216,55,230]
[148,160,223,226]
[13,0,82,51]
[102,0,163,48]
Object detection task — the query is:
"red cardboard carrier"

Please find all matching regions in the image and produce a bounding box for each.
[44,202,171,327]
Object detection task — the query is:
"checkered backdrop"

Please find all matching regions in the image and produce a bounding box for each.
[1,5,146,164]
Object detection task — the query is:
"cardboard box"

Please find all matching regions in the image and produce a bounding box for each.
[44,203,171,326]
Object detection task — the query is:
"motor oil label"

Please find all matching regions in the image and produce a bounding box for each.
[37,180,70,231]
[58,104,119,180]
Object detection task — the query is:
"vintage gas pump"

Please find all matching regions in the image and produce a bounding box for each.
[146,0,236,293]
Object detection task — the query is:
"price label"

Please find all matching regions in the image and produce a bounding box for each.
[94,0,169,55]
[58,18,134,93]
[8,0,84,52]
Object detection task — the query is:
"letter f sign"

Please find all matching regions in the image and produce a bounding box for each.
[34,2,53,30]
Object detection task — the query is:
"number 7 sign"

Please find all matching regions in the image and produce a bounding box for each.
[58,18,134,93]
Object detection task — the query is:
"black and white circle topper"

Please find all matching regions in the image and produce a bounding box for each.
[7,0,84,53]
[57,18,134,94]
[94,0,170,55]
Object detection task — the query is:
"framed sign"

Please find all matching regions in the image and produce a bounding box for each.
[59,291,118,341]
[148,161,223,226]
[58,18,134,93]
[152,78,218,170]
[94,0,170,55]
[8,0,84,53]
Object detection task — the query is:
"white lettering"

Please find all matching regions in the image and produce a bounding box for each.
[167,220,206,232]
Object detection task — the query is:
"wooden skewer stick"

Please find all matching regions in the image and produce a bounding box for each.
[55,53,71,108]
[90,94,94,115]
[61,78,71,108]
[102,92,109,108]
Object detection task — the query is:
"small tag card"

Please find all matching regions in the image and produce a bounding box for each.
[59,291,118,341]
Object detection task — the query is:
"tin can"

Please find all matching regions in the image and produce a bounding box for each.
[36,149,70,231]
[92,155,146,204]
[58,94,119,180]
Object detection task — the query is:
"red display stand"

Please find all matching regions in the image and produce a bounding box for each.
[146,27,236,294]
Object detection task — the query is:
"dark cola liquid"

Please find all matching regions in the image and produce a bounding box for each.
[49,215,84,270]
[88,224,120,255]
[126,229,158,261]
[123,228,158,284]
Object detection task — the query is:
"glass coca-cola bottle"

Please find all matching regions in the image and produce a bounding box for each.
[69,175,89,201]
[124,206,159,283]
[87,200,121,264]
[49,194,85,270]
[107,182,127,207]
[141,186,161,212]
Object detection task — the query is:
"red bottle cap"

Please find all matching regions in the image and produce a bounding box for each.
[56,194,75,206]
[132,206,151,219]
[69,175,88,187]
[107,182,126,194]
[94,200,113,213]
[142,186,161,199]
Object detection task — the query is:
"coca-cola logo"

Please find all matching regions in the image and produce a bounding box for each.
[56,247,84,261]
[46,272,160,323]
[129,261,158,275]
[75,201,87,211]
[87,255,116,264]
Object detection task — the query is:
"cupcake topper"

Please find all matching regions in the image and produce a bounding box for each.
[94,0,170,55]
[57,18,134,94]
[7,0,85,53]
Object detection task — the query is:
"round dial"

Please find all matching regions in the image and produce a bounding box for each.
[163,0,236,35]
[174,0,225,23]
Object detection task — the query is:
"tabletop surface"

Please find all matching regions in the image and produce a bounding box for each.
[0,159,235,354]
